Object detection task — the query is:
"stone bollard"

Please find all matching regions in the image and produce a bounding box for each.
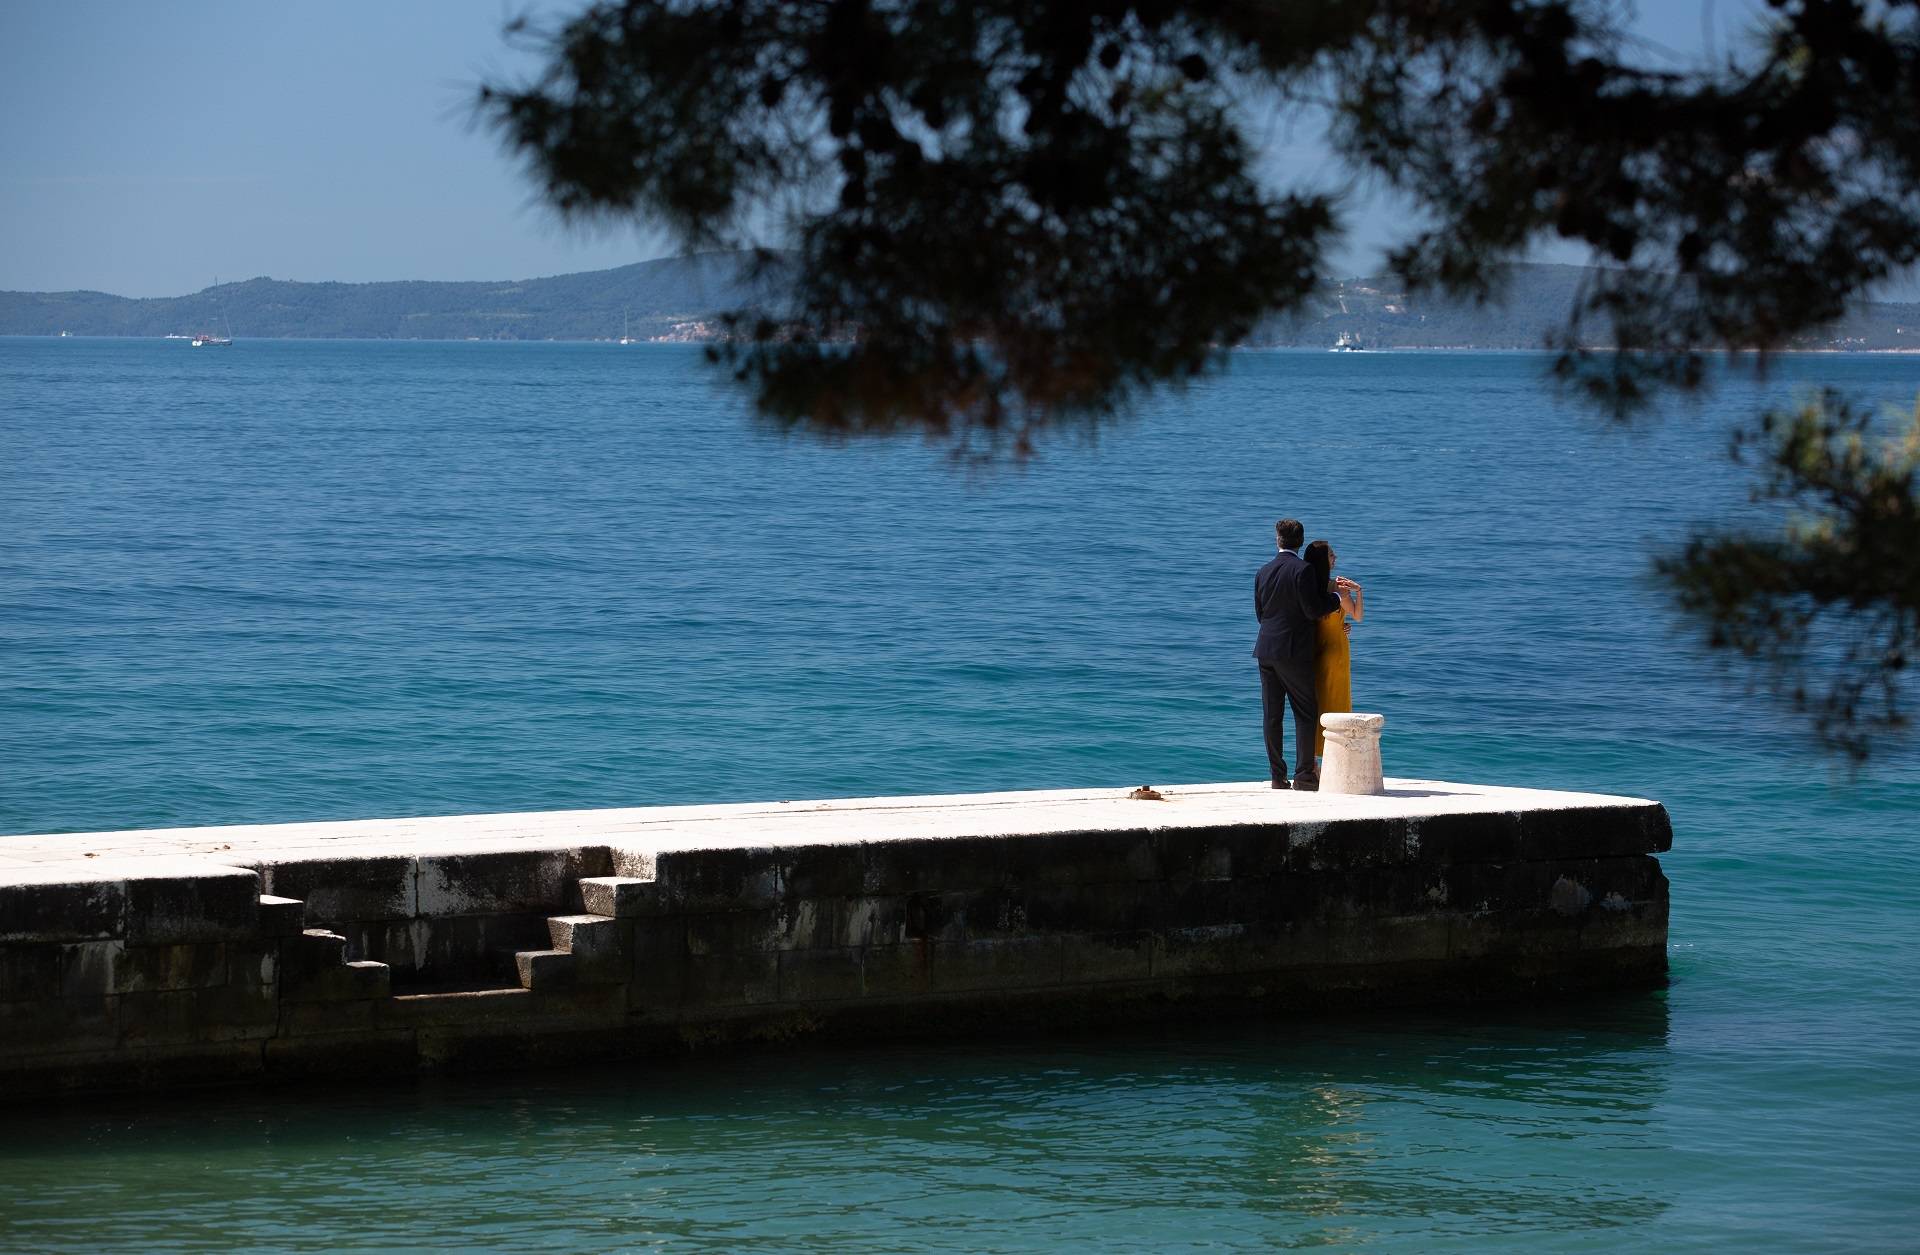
[1319,713,1387,795]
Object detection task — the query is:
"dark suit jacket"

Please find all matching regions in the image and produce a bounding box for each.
[1252,551,1341,662]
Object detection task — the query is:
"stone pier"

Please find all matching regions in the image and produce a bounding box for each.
[0,780,1671,1099]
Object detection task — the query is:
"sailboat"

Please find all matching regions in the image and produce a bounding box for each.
[191,278,234,346]
[618,307,637,345]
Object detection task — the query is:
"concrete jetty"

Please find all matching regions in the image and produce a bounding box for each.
[0,780,1671,1099]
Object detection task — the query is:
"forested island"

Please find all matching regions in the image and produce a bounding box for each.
[5,254,1918,351]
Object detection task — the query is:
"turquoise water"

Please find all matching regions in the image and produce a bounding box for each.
[2,339,1917,1249]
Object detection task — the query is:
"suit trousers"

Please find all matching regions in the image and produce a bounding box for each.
[1257,655,1319,784]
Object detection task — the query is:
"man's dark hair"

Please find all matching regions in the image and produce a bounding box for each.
[1276,519,1304,550]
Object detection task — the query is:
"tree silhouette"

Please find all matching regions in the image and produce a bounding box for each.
[482,0,1919,757]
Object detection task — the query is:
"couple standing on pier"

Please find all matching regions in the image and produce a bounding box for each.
[1254,517,1365,791]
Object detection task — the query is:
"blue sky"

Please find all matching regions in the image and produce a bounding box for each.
[2,1,1779,298]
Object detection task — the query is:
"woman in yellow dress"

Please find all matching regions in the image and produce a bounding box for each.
[1302,540,1364,761]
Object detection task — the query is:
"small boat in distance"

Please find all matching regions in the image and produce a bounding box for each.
[1329,331,1368,352]
[618,307,637,345]
[191,278,235,346]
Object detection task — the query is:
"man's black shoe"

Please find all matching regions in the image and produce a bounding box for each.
[1292,775,1319,792]
[1271,779,1291,790]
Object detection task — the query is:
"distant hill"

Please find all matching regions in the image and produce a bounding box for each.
[1247,263,1920,353]
[0,253,766,342]
[5,256,1917,351]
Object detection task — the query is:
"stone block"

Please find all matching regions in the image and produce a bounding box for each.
[280,996,378,1036]
[0,996,116,1058]
[1151,925,1245,978]
[1230,874,1367,927]
[1578,895,1670,952]
[1157,878,1233,931]
[117,985,277,1046]
[551,918,629,985]
[681,951,780,1008]
[380,986,535,1030]
[686,902,841,955]
[1001,830,1159,887]
[1284,818,1413,873]
[578,876,657,918]
[1371,866,1458,917]
[1517,804,1672,861]
[516,950,575,991]
[0,877,125,943]
[1405,811,1522,865]
[628,952,687,1013]
[1324,915,1452,967]
[1448,911,1584,961]
[280,928,347,978]
[609,848,658,880]
[263,856,415,923]
[931,937,1061,993]
[778,947,865,1001]
[0,945,62,1002]
[226,944,278,991]
[1235,921,1330,973]
[1450,857,1664,919]
[1023,883,1159,935]
[1060,931,1153,984]
[417,848,608,918]
[654,847,783,911]
[125,870,259,944]
[859,940,934,998]
[58,940,124,998]
[1155,825,1251,882]
[283,958,391,1003]
[861,836,1007,895]
[548,915,624,961]
[257,895,305,936]
[112,943,228,994]
[837,897,911,949]
[778,845,864,899]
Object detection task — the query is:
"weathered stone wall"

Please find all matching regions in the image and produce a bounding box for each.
[0,797,1671,1099]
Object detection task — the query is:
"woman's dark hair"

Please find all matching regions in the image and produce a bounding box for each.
[1304,539,1333,590]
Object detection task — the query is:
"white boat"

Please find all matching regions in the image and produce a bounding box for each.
[191,278,235,346]
[1330,331,1368,352]
[618,307,636,345]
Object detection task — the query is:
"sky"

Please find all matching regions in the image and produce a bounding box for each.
[1,1,1792,299]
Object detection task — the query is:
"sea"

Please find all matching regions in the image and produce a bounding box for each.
[1,338,1916,1251]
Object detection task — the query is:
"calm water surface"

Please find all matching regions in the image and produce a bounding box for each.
[1,339,1916,1250]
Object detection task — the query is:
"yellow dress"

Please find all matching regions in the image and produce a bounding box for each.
[1314,608,1351,758]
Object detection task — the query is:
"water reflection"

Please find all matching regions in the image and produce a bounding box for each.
[0,994,1671,1251]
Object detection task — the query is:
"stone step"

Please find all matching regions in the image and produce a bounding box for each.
[281,928,347,977]
[577,876,654,918]
[515,949,576,991]
[547,914,620,958]
[258,895,307,937]
[547,914,627,984]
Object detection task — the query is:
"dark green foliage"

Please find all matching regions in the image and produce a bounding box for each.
[1659,396,1919,760]
[476,0,1920,755]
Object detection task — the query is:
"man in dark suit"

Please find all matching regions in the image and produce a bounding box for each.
[1253,518,1341,790]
